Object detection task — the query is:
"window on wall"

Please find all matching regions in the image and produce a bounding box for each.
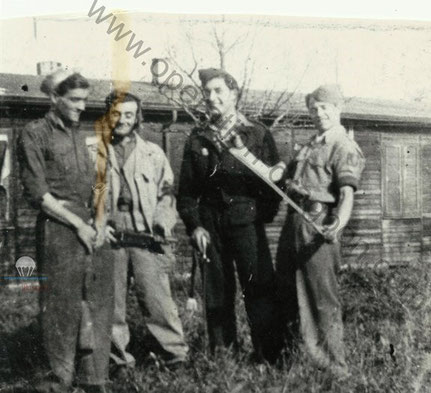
[382,135,421,218]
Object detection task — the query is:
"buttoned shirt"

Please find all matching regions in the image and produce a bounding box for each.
[112,133,136,205]
[18,111,95,208]
[293,125,365,203]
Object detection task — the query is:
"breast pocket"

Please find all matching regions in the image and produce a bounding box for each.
[306,153,328,169]
[303,151,332,186]
[45,150,68,180]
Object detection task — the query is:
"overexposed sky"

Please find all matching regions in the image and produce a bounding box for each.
[1,0,431,21]
[1,1,430,101]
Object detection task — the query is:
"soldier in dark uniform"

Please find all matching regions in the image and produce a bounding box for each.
[177,68,282,362]
[18,70,113,393]
[276,85,365,378]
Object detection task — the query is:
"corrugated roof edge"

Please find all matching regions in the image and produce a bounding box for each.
[1,73,431,125]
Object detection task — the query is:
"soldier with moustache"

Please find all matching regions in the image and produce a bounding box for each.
[177,68,283,363]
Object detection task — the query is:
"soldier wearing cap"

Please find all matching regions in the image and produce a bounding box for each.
[177,68,283,362]
[276,84,365,377]
[95,90,188,374]
[18,70,114,393]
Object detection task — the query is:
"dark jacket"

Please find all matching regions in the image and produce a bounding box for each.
[177,118,281,235]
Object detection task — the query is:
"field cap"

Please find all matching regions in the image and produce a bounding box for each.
[40,69,74,95]
[306,84,344,107]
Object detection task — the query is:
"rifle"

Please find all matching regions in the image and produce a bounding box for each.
[108,221,176,253]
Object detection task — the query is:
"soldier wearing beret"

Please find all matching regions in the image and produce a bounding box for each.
[177,68,283,362]
[17,70,114,392]
[276,85,365,377]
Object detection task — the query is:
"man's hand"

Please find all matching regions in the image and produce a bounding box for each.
[321,215,341,243]
[104,225,117,244]
[322,186,354,243]
[285,179,310,197]
[75,222,97,254]
[191,227,211,256]
[231,133,244,148]
[153,222,172,239]
[186,297,198,315]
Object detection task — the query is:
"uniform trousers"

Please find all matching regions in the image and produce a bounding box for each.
[110,211,188,366]
[276,203,347,371]
[36,207,114,387]
[200,205,281,361]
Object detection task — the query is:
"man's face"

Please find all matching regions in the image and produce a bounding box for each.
[108,100,139,137]
[203,77,238,120]
[53,88,89,123]
[307,97,341,133]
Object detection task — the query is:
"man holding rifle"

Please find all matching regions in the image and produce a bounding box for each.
[18,70,113,393]
[97,90,188,376]
[177,68,283,363]
[276,85,365,378]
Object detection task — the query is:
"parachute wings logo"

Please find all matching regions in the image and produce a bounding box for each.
[15,256,36,277]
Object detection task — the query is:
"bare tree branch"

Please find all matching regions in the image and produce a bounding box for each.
[165,45,201,91]
[212,24,226,70]
[158,85,202,125]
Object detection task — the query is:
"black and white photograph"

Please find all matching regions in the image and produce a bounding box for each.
[0,1,430,392]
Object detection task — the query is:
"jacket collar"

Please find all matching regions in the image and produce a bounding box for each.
[45,110,77,135]
[108,131,149,172]
[312,125,347,145]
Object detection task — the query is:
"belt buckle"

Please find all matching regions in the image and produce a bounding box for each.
[307,201,324,216]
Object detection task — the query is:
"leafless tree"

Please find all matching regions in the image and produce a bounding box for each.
[159,20,309,130]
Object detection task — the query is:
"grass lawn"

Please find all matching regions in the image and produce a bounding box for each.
[1,260,430,393]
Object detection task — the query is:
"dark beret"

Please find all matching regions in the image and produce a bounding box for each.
[198,68,239,90]
[306,84,344,107]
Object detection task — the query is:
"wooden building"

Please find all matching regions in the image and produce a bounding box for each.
[1,73,431,275]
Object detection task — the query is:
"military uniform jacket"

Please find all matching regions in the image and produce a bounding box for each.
[292,125,365,203]
[177,117,281,235]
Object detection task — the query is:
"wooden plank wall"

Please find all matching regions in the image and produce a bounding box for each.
[344,127,383,266]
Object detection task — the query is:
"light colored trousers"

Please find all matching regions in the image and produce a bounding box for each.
[110,212,188,366]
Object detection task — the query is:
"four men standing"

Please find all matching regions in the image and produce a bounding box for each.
[18,68,364,387]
